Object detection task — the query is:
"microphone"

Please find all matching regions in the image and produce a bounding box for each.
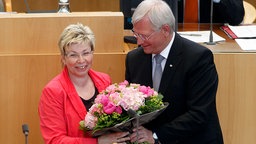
[206,0,216,45]
[22,124,29,144]
[58,0,71,13]
[127,109,139,143]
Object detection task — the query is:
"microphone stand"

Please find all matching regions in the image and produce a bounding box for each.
[25,134,28,144]
[206,0,216,45]
[22,124,29,144]
[171,0,178,32]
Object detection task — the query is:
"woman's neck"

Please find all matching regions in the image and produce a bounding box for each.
[69,73,95,100]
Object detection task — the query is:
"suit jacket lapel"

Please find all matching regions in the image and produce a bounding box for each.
[159,34,183,93]
[141,53,153,87]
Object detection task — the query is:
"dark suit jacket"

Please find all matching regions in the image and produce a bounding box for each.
[178,0,245,25]
[125,34,223,144]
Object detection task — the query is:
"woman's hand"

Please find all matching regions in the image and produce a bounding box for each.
[98,131,130,144]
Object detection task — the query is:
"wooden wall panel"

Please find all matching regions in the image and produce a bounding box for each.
[0,55,61,144]
[0,12,124,54]
[214,53,256,144]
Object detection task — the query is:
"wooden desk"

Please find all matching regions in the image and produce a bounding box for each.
[125,23,256,144]
[178,23,256,53]
[124,23,255,53]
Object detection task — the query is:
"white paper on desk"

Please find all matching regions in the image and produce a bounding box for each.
[178,31,225,43]
[0,12,17,14]
[235,39,256,51]
[228,25,256,38]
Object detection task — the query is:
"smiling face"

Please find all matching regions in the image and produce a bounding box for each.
[132,17,172,54]
[62,42,93,78]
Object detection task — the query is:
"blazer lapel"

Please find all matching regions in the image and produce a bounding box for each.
[60,67,86,120]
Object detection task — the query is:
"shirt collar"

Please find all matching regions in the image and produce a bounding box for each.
[152,32,175,59]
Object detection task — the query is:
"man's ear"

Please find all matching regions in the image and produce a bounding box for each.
[161,24,171,36]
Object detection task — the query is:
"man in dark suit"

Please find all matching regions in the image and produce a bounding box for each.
[178,0,245,25]
[126,0,223,143]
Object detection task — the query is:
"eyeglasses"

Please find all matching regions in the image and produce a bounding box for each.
[65,50,94,61]
[132,29,160,41]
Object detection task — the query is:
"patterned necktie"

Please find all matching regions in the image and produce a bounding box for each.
[153,54,164,91]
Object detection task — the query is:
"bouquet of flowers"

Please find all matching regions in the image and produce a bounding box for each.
[79,80,168,137]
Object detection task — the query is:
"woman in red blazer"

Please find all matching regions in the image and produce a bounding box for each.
[38,23,129,144]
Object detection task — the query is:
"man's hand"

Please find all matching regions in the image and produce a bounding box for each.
[98,132,130,144]
[129,126,155,144]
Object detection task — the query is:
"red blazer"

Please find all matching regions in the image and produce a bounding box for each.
[39,66,111,144]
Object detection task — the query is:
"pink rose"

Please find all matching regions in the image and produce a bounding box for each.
[103,102,116,114]
[119,80,129,86]
[89,104,101,114]
[139,86,155,97]
[95,93,105,103]
[100,95,110,106]
[115,106,122,114]
[106,84,117,93]
[119,100,128,111]
[84,113,97,129]
[109,92,122,104]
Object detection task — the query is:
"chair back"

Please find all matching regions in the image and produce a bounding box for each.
[243,1,256,24]
[0,0,4,12]
[184,0,199,23]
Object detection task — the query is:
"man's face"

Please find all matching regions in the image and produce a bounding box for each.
[132,17,169,54]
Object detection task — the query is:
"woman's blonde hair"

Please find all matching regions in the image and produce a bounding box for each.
[58,23,95,55]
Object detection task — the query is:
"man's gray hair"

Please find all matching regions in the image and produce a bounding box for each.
[132,0,175,32]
